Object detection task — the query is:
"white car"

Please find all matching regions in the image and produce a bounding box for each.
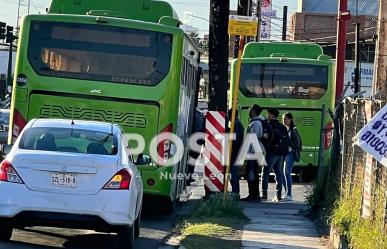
[0,119,144,249]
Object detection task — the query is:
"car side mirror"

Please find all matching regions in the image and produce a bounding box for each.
[136,153,151,166]
[1,144,12,157]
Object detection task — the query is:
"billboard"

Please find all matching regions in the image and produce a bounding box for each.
[344,61,374,97]
[260,0,276,40]
[0,49,16,77]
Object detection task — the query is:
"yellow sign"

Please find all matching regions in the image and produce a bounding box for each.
[228,15,258,37]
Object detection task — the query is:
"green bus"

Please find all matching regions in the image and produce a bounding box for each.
[230,42,335,178]
[9,0,201,212]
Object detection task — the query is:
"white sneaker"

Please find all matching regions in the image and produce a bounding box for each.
[272,196,282,202]
[283,195,293,201]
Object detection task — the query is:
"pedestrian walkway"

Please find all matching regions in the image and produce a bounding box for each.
[240,182,328,249]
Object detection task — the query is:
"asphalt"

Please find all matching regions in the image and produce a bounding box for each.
[0,181,204,249]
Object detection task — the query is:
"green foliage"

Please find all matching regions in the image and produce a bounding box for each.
[177,193,248,249]
[190,193,247,219]
[332,179,387,249]
[306,167,338,217]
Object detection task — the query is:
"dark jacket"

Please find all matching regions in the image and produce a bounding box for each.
[289,126,302,162]
[226,117,244,164]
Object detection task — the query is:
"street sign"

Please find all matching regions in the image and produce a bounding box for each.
[355,104,387,167]
[228,15,258,37]
[262,10,277,18]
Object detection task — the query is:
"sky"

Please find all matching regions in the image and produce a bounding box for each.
[0,0,298,38]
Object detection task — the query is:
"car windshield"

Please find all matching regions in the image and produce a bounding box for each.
[19,127,118,155]
[28,21,173,86]
[239,63,329,99]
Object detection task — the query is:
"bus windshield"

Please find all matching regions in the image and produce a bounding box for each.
[239,63,328,99]
[28,21,173,86]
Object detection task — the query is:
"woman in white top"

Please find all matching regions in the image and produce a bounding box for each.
[282,113,302,201]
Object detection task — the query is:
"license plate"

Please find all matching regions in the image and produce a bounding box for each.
[50,174,77,188]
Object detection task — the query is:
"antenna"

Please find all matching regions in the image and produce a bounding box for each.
[71,119,74,126]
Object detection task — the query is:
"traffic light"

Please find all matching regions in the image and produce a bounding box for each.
[0,22,6,40]
[6,26,14,43]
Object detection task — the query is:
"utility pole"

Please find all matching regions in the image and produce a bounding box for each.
[354,23,361,94]
[282,6,288,41]
[256,0,262,41]
[335,0,350,100]
[208,0,230,111]
[234,0,249,58]
[373,0,387,100]
[28,0,31,14]
[6,26,16,91]
[16,0,22,29]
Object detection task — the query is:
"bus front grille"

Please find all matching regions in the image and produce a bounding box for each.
[295,116,316,127]
[39,105,147,129]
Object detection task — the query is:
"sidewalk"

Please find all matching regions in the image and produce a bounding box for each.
[240,182,328,249]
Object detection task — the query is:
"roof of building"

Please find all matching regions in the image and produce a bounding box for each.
[301,0,379,16]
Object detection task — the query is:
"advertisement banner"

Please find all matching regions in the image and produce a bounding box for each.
[355,104,387,167]
[260,0,274,40]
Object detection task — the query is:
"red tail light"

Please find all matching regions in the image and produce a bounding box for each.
[103,169,131,190]
[324,122,333,150]
[157,124,173,165]
[12,109,27,142]
[0,160,24,184]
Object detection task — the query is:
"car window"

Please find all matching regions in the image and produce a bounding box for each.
[19,127,118,155]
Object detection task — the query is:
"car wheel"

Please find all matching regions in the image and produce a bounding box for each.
[117,225,134,249]
[0,219,13,241]
[134,210,141,238]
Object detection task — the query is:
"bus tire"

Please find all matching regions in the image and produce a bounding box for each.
[161,196,176,215]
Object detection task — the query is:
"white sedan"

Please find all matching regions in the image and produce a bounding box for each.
[0,119,144,249]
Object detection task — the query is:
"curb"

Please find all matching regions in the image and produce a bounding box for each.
[329,225,349,249]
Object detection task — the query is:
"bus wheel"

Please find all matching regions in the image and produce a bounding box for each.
[161,196,176,215]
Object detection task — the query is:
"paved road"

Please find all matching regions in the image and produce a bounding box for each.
[0,179,205,249]
[0,210,176,249]
[0,163,205,249]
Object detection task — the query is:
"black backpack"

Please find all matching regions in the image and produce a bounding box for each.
[257,119,274,151]
[269,121,290,156]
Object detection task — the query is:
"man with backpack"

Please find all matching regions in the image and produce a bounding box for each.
[241,104,266,202]
[261,108,290,202]
[226,109,244,195]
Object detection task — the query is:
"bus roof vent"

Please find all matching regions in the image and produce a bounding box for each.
[158,16,181,27]
[87,10,127,19]
[270,53,296,58]
[243,42,325,60]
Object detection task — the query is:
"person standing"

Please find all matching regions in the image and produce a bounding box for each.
[262,108,290,202]
[241,104,266,201]
[281,113,302,201]
[226,109,244,195]
[187,109,205,186]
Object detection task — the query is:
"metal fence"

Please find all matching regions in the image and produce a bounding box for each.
[338,97,387,232]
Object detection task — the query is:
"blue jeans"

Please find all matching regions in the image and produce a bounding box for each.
[230,165,240,194]
[282,152,295,196]
[262,155,283,194]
